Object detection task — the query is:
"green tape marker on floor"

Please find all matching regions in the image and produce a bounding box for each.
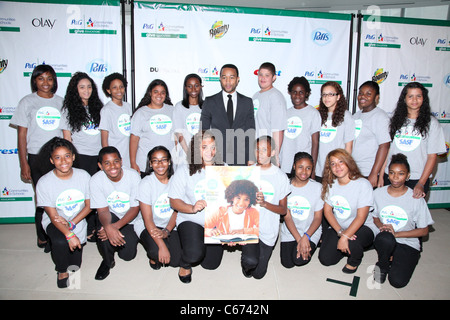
[326,276,360,297]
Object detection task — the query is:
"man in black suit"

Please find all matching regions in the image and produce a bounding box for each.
[201,64,255,166]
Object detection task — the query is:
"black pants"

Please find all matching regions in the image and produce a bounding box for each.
[140,228,182,267]
[46,223,83,273]
[28,154,47,243]
[96,213,139,267]
[374,231,420,288]
[280,240,317,268]
[319,225,374,268]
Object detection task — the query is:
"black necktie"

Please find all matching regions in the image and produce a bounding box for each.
[227,94,233,127]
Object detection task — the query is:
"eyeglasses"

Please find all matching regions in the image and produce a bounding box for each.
[321,93,339,98]
[150,158,169,165]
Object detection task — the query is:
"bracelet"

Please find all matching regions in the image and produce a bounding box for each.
[304,232,311,241]
[162,228,171,237]
[66,232,76,242]
[341,233,351,240]
[337,228,344,237]
[68,220,76,231]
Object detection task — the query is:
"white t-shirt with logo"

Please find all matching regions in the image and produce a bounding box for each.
[280,179,324,245]
[37,168,91,244]
[257,164,291,247]
[325,177,378,236]
[89,167,141,224]
[60,107,102,156]
[130,104,175,171]
[134,173,175,236]
[10,92,63,154]
[316,110,354,177]
[385,117,446,180]
[352,107,391,176]
[280,105,321,174]
[373,186,434,251]
[168,164,208,227]
[99,100,132,167]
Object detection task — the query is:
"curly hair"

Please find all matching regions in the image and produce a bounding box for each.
[102,72,127,97]
[321,148,362,201]
[389,82,431,139]
[62,72,103,132]
[135,79,173,112]
[181,74,204,109]
[287,76,311,100]
[318,81,347,127]
[187,130,223,176]
[225,179,258,207]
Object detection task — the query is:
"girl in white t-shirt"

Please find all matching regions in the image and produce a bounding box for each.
[173,74,204,168]
[10,64,63,250]
[130,79,175,177]
[100,72,132,168]
[384,82,446,199]
[36,137,91,288]
[316,81,354,181]
[280,152,323,268]
[318,149,376,274]
[135,146,181,270]
[373,153,434,288]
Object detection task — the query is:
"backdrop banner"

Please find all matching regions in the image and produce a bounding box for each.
[0,0,122,223]
[357,15,450,207]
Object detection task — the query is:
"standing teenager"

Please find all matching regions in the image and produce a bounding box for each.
[168,130,224,283]
[134,146,181,270]
[90,146,141,280]
[384,82,446,198]
[373,153,434,288]
[10,64,63,250]
[100,72,132,168]
[280,152,323,268]
[279,76,321,177]
[130,79,175,177]
[36,137,91,288]
[318,149,378,273]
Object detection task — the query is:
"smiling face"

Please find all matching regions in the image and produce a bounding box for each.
[231,193,251,214]
[321,85,340,112]
[405,88,424,118]
[149,85,167,108]
[50,146,75,178]
[34,72,55,98]
[329,155,349,180]
[185,77,201,103]
[220,67,239,94]
[357,84,379,112]
[289,83,308,109]
[257,68,275,92]
[107,79,125,105]
[149,149,170,178]
[201,137,216,166]
[98,152,123,182]
[77,78,93,106]
[293,157,313,182]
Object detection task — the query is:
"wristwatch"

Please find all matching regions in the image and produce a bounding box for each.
[337,228,344,237]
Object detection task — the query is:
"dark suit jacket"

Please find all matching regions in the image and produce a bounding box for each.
[201,91,255,165]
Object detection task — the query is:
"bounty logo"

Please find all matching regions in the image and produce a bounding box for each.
[312,28,332,46]
[209,21,229,39]
[0,59,7,74]
[372,68,389,84]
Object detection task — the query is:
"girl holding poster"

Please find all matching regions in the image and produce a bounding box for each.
[130,79,175,177]
[280,152,323,268]
[384,82,446,198]
[36,137,91,288]
[133,146,181,270]
[168,130,224,283]
[373,153,434,288]
[318,149,377,274]
[10,64,63,250]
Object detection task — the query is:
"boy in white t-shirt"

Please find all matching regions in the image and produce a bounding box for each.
[90,146,141,280]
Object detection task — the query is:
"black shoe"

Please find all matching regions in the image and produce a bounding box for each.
[57,273,69,288]
[242,266,253,278]
[342,264,358,274]
[95,260,115,280]
[373,264,388,284]
[178,267,192,284]
[149,260,161,270]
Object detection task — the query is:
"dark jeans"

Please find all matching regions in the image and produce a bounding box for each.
[319,225,374,268]
[280,240,317,268]
[374,231,420,288]
[140,228,182,267]
[46,223,83,273]
[96,213,139,267]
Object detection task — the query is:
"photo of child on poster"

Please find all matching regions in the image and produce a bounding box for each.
[204,166,260,244]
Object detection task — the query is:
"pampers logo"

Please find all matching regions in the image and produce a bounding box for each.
[312,28,332,46]
[372,68,389,84]
[210,21,229,39]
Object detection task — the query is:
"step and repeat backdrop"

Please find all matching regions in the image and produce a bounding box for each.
[0,1,448,223]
